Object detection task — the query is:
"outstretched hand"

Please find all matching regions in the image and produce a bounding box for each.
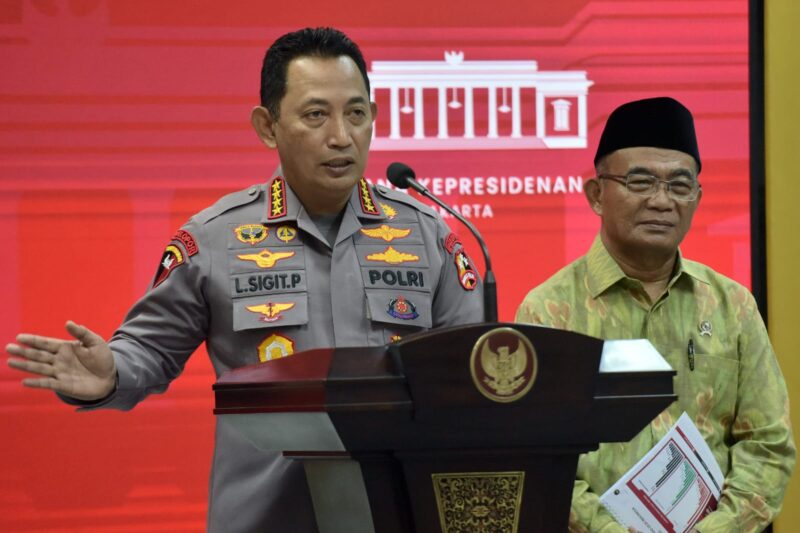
[7,320,116,401]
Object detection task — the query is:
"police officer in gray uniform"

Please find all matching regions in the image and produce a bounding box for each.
[7,27,484,532]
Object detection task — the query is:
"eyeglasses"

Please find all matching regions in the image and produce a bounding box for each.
[597,173,701,201]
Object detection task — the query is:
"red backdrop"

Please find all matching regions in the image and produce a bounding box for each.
[0,1,750,530]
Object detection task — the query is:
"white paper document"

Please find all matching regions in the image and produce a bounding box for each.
[600,412,724,533]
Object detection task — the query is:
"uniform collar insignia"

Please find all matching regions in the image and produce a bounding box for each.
[351,178,386,220]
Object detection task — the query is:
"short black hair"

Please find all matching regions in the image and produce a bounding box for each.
[260,27,370,118]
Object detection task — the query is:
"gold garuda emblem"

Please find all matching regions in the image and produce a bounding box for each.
[470,327,537,403]
[365,246,419,265]
[360,224,411,242]
[237,249,295,268]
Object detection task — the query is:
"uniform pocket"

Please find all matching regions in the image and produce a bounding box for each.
[365,289,432,329]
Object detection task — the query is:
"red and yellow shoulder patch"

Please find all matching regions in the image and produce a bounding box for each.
[153,244,185,287]
[454,250,478,291]
[172,229,199,256]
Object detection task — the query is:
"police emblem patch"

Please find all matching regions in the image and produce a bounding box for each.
[234,224,268,246]
[360,224,412,242]
[379,202,397,220]
[444,232,462,254]
[268,177,287,219]
[153,244,185,287]
[387,296,419,320]
[257,333,295,362]
[366,246,420,265]
[246,302,295,323]
[172,229,199,256]
[237,249,295,268]
[276,225,297,243]
[455,250,478,291]
[359,178,380,215]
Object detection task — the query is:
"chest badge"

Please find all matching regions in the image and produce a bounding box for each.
[360,224,412,242]
[387,296,419,320]
[238,249,295,268]
[257,333,295,362]
[470,327,537,403]
[234,224,268,246]
[247,302,295,323]
[699,320,713,337]
[276,225,298,243]
[366,246,420,265]
[380,202,397,220]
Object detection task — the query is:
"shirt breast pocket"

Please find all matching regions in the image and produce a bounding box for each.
[365,289,432,343]
[683,351,739,430]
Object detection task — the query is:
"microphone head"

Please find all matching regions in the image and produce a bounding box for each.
[386,162,416,189]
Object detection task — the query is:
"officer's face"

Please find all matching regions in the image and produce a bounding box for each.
[586,147,702,262]
[255,55,376,215]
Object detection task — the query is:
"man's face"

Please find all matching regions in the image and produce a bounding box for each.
[255,55,376,215]
[588,146,702,261]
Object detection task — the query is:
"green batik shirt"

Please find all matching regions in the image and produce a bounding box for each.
[515,236,795,533]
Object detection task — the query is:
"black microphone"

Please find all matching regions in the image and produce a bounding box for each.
[386,162,498,322]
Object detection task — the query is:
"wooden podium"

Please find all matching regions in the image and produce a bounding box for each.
[214,323,675,533]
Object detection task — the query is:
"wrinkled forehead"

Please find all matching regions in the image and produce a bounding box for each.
[597,146,699,177]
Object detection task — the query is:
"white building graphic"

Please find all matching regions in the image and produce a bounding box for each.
[368,52,593,151]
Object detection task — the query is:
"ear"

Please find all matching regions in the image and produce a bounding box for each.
[251,106,278,149]
[584,178,603,215]
[370,101,378,122]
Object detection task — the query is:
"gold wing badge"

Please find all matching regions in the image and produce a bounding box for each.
[238,249,295,268]
[470,327,537,403]
[360,224,412,242]
[246,302,295,323]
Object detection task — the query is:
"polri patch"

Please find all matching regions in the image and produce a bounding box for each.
[234,224,268,246]
[268,177,287,219]
[387,296,419,320]
[257,333,295,362]
[444,232,462,254]
[359,178,380,215]
[153,244,185,287]
[276,225,297,243]
[172,229,199,256]
[454,250,478,291]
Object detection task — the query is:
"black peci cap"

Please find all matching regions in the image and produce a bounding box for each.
[594,97,701,172]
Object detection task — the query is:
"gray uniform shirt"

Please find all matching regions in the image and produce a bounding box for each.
[78,174,484,532]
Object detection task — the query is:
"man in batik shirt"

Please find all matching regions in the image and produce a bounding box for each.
[516,97,795,532]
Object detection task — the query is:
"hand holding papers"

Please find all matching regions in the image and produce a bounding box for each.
[600,412,724,533]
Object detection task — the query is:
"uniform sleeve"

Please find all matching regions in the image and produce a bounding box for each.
[75,221,211,411]
[693,291,796,532]
[430,219,484,327]
[516,291,628,533]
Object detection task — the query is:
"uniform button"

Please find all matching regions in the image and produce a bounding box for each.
[248,186,257,196]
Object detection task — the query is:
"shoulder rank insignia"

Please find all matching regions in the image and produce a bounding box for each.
[153,244,185,287]
[276,225,297,243]
[257,333,295,362]
[268,177,287,220]
[444,232,462,254]
[238,249,295,269]
[379,202,397,220]
[360,224,411,242]
[172,229,199,256]
[454,250,478,291]
[359,178,380,215]
[366,246,419,265]
[387,296,419,320]
[234,224,268,246]
[247,302,295,323]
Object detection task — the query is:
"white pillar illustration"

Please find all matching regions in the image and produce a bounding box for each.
[535,91,545,138]
[437,86,448,138]
[389,86,400,139]
[552,99,571,131]
[464,87,475,138]
[487,86,498,138]
[511,86,522,138]
[577,94,588,139]
[414,86,425,139]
